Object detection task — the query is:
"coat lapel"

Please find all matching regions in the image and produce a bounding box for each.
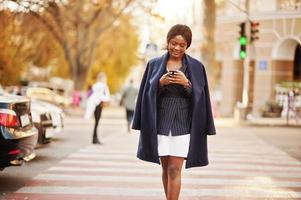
[149,53,169,92]
[185,54,204,104]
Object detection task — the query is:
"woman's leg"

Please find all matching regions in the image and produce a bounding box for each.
[167,156,184,200]
[92,105,102,144]
[125,109,131,132]
[160,156,169,198]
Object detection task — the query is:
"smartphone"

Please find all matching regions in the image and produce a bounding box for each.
[169,70,177,76]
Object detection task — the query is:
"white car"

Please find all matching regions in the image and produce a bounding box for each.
[26,87,72,107]
[31,100,54,144]
[35,100,64,134]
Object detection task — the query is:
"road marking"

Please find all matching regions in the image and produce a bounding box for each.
[6,123,301,199]
[16,186,301,198]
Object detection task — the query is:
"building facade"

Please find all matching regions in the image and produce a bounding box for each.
[217,0,301,117]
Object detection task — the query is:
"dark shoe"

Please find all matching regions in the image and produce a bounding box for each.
[93,141,104,145]
[92,138,103,145]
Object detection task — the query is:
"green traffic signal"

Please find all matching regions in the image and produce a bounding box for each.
[239,36,247,45]
[239,22,247,59]
[240,50,247,59]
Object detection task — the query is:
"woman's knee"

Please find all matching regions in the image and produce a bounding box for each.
[167,165,181,180]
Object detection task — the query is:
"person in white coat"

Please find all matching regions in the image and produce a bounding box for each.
[85,72,110,144]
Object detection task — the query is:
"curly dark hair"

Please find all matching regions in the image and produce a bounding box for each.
[166,24,192,49]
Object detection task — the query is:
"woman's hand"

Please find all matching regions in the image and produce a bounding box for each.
[159,73,172,86]
[168,70,190,87]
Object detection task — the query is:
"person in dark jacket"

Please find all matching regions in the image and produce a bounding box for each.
[120,79,138,132]
[132,24,216,200]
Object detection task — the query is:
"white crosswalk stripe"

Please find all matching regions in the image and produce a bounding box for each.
[16,186,301,198]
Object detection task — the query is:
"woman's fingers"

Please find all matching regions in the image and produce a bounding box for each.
[169,77,181,84]
[170,74,184,82]
[161,72,187,85]
[174,72,185,79]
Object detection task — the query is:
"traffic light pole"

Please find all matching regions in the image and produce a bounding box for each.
[230,0,259,119]
[235,0,250,121]
[242,46,250,108]
[242,0,250,109]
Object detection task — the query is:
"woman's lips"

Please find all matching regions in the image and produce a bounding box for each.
[172,51,181,55]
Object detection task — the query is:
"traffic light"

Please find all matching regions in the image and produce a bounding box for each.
[250,21,260,43]
[239,22,247,59]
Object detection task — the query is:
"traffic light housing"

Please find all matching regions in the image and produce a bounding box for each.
[250,21,260,43]
[239,22,247,59]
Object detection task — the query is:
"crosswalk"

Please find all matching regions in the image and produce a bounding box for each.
[5,128,301,200]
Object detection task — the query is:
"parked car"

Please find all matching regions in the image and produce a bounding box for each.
[36,100,64,134]
[4,86,64,144]
[26,87,72,107]
[31,100,56,144]
[0,93,38,170]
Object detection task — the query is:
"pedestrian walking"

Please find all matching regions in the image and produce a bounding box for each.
[132,24,216,200]
[84,72,110,145]
[120,79,138,132]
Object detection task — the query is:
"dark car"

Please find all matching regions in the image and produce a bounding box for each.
[0,93,38,170]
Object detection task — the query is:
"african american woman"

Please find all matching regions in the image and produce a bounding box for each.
[132,24,216,200]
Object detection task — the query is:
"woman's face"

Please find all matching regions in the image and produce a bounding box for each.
[167,35,187,59]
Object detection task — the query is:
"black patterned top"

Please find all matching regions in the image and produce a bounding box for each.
[157,61,192,136]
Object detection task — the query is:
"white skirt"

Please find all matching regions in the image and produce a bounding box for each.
[157,132,190,158]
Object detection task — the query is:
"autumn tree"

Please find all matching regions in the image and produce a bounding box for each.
[0,0,155,89]
[87,14,139,93]
[0,10,69,85]
[0,10,25,85]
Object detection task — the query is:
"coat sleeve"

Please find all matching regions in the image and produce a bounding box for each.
[202,65,216,135]
[132,62,151,130]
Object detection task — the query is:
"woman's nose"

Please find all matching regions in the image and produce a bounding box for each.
[174,45,181,50]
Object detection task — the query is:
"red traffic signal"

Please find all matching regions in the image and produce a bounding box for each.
[250,21,260,42]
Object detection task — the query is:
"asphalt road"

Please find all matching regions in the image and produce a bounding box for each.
[0,107,300,198]
[0,107,128,197]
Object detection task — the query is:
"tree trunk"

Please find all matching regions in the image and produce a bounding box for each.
[201,0,217,89]
[73,63,88,90]
[6,0,149,90]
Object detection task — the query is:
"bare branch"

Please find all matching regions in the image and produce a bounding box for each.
[29,10,63,46]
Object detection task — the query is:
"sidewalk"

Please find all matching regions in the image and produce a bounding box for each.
[215,116,301,127]
[63,106,126,118]
[64,106,301,127]
[245,116,301,127]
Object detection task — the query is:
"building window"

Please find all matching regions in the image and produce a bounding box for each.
[278,0,301,11]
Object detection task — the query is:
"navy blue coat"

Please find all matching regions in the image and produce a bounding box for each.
[132,52,216,168]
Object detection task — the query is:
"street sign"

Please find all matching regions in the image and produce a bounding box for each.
[258,60,268,70]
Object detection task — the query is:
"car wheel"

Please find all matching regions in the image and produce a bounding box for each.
[34,123,51,144]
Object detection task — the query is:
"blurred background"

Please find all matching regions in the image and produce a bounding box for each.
[1,1,301,199]
[0,0,301,125]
